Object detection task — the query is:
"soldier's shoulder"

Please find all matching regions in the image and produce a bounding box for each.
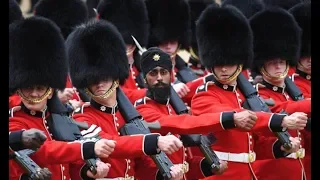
[196,81,215,94]
[9,106,22,118]
[254,83,266,93]
[134,97,150,107]
[73,103,90,115]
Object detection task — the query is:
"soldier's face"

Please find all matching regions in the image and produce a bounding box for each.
[88,80,113,96]
[158,41,179,55]
[213,65,238,81]
[146,67,171,87]
[263,59,287,77]
[299,57,311,74]
[19,85,53,111]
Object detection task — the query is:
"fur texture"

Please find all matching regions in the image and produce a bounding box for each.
[289,2,311,57]
[34,0,88,39]
[263,0,302,10]
[9,16,68,91]
[222,0,265,18]
[66,19,129,88]
[250,7,302,72]
[9,0,23,25]
[196,5,253,69]
[145,0,191,49]
[97,0,149,46]
[189,0,217,55]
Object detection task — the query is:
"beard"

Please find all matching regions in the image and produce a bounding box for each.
[147,81,171,104]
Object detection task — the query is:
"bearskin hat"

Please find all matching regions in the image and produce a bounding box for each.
[97,0,149,47]
[66,19,129,88]
[250,8,302,72]
[263,0,302,10]
[196,5,253,69]
[289,2,311,57]
[9,0,23,25]
[9,16,68,92]
[34,0,88,39]
[145,0,191,49]
[189,0,217,56]
[222,0,265,18]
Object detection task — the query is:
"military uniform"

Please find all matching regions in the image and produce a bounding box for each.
[289,3,312,179]
[9,17,97,180]
[249,7,308,180]
[66,19,166,179]
[191,6,294,180]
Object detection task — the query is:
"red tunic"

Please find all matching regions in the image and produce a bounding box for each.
[9,107,88,180]
[191,81,290,180]
[9,94,21,109]
[253,81,308,180]
[72,100,161,179]
[135,97,216,179]
[291,71,311,180]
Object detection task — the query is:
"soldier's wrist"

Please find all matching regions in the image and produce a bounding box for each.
[82,141,97,160]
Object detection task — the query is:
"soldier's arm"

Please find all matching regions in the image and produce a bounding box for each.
[73,110,161,159]
[10,118,98,165]
[135,101,237,135]
[181,77,205,105]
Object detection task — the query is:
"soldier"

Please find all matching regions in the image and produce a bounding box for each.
[289,2,311,97]
[145,0,200,100]
[221,0,266,84]
[191,5,307,180]
[66,19,185,180]
[9,16,113,180]
[34,0,90,110]
[289,3,311,179]
[250,7,310,180]
[96,0,149,103]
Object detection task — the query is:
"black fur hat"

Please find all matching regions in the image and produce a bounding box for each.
[196,5,253,69]
[250,8,302,72]
[189,0,217,56]
[34,0,88,39]
[289,2,311,57]
[145,0,191,49]
[9,0,23,25]
[222,0,265,18]
[66,19,129,88]
[263,0,302,10]
[97,0,149,47]
[9,16,68,91]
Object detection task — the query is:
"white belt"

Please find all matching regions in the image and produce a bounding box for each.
[96,177,134,180]
[286,148,305,159]
[215,151,256,163]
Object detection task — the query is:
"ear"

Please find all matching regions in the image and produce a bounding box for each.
[47,88,54,100]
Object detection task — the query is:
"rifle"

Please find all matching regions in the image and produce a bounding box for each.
[169,86,221,172]
[46,93,99,175]
[284,77,311,132]
[236,73,293,150]
[11,149,41,180]
[117,88,174,180]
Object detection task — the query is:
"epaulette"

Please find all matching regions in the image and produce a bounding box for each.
[254,83,266,93]
[72,103,88,115]
[290,73,299,82]
[134,97,149,107]
[196,81,215,94]
[177,50,191,64]
[9,106,21,118]
[203,74,214,84]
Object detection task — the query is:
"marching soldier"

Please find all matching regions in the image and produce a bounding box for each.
[96,0,149,103]
[66,19,185,180]
[289,2,311,97]
[289,3,311,179]
[250,7,310,180]
[34,0,90,110]
[191,5,307,180]
[9,16,113,180]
